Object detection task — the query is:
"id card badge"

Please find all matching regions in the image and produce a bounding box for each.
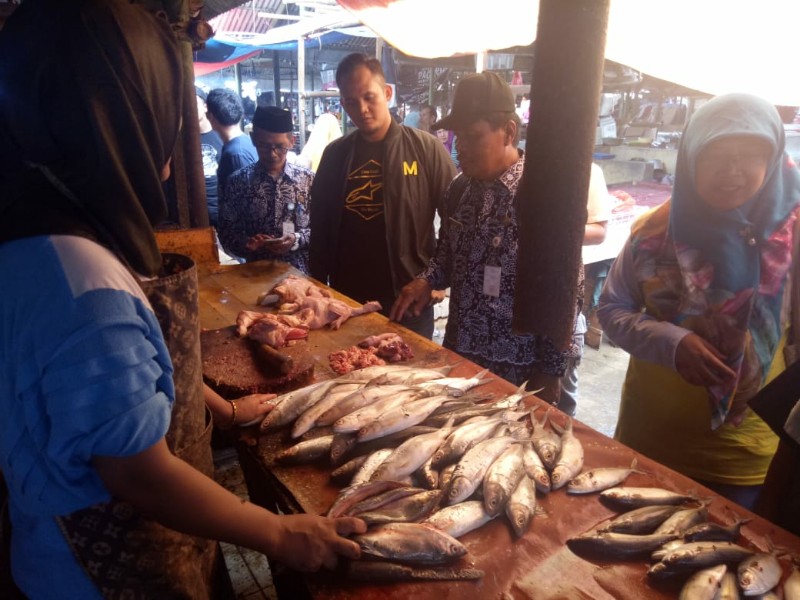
[282,221,295,236]
[483,265,501,297]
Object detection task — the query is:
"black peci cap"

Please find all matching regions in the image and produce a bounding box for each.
[433,72,516,131]
[252,106,293,133]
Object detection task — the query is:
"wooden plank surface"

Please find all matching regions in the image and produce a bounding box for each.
[197,260,800,600]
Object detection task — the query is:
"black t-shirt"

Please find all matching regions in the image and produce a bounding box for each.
[332,138,395,306]
[200,129,223,227]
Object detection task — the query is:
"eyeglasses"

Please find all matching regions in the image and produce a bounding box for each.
[253,143,291,155]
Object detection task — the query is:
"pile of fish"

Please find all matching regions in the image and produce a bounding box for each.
[567,486,798,598]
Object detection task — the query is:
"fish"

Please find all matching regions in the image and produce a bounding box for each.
[357,395,449,442]
[332,388,423,433]
[417,455,439,489]
[316,384,419,426]
[717,571,741,600]
[346,486,428,517]
[489,380,538,409]
[346,561,484,582]
[600,486,699,509]
[431,417,505,468]
[365,365,456,386]
[370,417,455,482]
[530,408,562,469]
[290,382,364,438]
[438,463,457,492]
[259,380,330,431]
[597,504,683,535]
[333,426,442,468]
[329,432,359,466]
[351,448,394,485]
[445,436,516,505]
[522,441,551,494]
[660,541,755,572]
[683,518,750,543]
[738,553,782,596]
[567,531,681,559]
[424,404,504,428]
[424,500,498,538]
[567,458,645,494]
[550,417,584,490]
[353,522,468,565]
[327,480,407,518]
[356,490,443,525]
[416,368,493,395]
[274,435,334,465]
[505,475,537,538]
[330,455,369,482]
[483,443,525,516]
[651,539,693,562]
[785,564,800,600]
[334,364,419,383]
[654,504,709,536]
[678,564,727,600]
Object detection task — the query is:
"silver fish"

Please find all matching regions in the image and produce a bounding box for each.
[530,408,562,469]
[522,441,551,494]
[679,564,727,600]
[327,480,407,518]
[651,539,693,562]
[431,417,504,468]
[351,448,394,485]
[333,389,422,433]
[370,417,455,482]
[439,463,457,492]
[417,455,439,489]
[260,380,330,431]
[684,518,750,543]
[550,417,584,490]
[274,435,334,464]
[317,384,417,426]
[417,368,493,395]
[346,486,427,517]
[346,561,484,582]
[785,565,800,600]
[424,500,498,538]
[505,475,537,538]
[335,364,419,383]
[483,443,525,516]
[738,553,781,596]
[357,489,443,525]
[660,541,754,572]
[654,504,709,536]
[290,382,365,438]
[357,395,449,442]
[446,436,516,505]
[490,380,537,409]
[567,458,645,494]
[600,486,699,509]
[365,365,455,386]
[353,522,468,565]
[597,504,683,535]
[567,531,680,559]
[330,455,369,482]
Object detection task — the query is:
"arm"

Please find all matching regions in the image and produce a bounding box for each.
[596,240,689,369]
[94,439,366,572]
[583,220,608,246]
[203,383,275,428]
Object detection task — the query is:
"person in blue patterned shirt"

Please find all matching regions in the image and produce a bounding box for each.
[218,106,313,272]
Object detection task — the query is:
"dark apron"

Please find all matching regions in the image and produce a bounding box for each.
[56,254,218,599]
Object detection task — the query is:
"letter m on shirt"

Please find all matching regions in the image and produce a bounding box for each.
[403,161,418,176]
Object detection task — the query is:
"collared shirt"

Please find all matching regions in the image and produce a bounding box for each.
[219,160,313,273]
[422,157,572,383]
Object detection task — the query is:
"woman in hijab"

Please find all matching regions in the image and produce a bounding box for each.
[598,93,800,509]
[0,2,363,597]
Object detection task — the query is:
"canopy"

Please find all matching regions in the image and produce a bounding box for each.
[336,0,800,107]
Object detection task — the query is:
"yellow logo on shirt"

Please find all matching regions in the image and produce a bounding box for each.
[403,161,418,176]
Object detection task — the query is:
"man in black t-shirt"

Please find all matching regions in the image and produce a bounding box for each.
[195,87,223,227]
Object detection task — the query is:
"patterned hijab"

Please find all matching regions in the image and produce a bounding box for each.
[657,94,800,427]
[0,0,184,277]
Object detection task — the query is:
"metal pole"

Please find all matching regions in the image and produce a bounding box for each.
[272,50,281,106]
[297,37,306,148]
[375,37,383,62]
[475,51,486,73]
[234,62,243,125]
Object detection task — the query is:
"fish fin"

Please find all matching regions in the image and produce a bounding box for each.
[474,368,492,383]
[549,417,565,436]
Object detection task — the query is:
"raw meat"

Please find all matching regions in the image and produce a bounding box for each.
[358,333,414,362]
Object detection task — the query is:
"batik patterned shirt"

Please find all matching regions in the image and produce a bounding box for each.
[219,161,313,273]
[422,157,575,384]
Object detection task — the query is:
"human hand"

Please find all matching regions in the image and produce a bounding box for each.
[233,393,277,427]
[674,333,737,387]
[270,514,366,571]
[245,233,296,255]
[389,279,432,322]
[430,289,447,305]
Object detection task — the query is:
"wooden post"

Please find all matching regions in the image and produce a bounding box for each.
[513,0,609,348]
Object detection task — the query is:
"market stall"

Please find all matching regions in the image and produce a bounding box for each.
[196,258,800,600]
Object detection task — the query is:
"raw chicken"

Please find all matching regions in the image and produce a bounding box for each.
[280,298,382,330]
[358,333,414,362]
[257,274,331,306]
[235,311,308,347]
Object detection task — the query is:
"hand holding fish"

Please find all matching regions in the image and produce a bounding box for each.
[674,333,736,387]
[390,278,432,322]
[269,513,367,571]
[233,393,278,427]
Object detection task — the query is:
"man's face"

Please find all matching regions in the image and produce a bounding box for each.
[339,65,393,142]
[251,129,293,172]
[420,107,436,129]
[454,119,512,180]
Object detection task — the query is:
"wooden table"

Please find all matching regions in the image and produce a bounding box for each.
[197,260,800,600]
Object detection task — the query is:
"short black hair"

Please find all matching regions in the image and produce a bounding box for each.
[206,88,243,126]
[335,53,385,88]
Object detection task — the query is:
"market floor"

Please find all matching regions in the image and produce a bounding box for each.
[212,336,631,599]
